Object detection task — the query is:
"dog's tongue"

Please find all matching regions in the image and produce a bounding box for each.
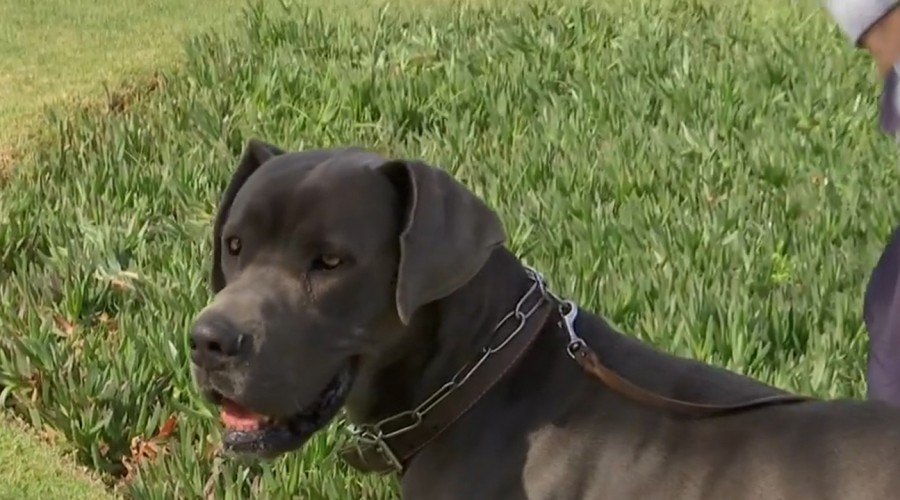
[220,399,265,431]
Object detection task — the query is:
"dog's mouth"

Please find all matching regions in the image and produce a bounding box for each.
[213,359,359,459]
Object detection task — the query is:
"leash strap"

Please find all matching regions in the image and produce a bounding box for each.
[556,300,814,417]
[569,345,812,417]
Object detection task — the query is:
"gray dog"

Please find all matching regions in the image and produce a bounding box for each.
[190,139,900,500]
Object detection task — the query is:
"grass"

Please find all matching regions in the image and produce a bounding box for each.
[0,0,284,149]
[0,0,897,497]
[0,413,115,500]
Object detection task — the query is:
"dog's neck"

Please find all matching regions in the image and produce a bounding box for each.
[346,248,536,424]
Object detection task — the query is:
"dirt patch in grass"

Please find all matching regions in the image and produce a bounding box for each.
[0,148,15,183]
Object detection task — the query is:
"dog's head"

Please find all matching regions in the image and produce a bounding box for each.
[189,139,505,458]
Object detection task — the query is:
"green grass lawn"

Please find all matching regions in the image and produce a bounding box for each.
[1,0,897,497]
[0,0,288,151]
[0,413,115,500]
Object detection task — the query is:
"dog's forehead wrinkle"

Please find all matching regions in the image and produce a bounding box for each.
[286,168,398,248]
[229,163,310,222]
[304,157,386,192]
[232,147,378,204]
[319,149,385,168]
[230,151,394,233]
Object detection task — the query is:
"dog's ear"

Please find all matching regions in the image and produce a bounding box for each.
[211,139,286,293]
[377,159,506,324]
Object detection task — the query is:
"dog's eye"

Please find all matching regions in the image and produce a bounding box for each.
[225,237,242,256]
[314,254,342,270]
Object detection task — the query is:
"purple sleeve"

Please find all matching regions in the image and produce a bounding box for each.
[869,58,900,405]
[824,1,900,405]
[865,215,900,405]
[880,67,900,135]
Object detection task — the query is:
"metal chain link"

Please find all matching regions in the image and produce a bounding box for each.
[346,266,559,462]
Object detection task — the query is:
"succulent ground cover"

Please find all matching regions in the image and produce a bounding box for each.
[0,0,893,497]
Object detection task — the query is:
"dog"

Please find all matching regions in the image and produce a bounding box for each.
[190,139,900,499]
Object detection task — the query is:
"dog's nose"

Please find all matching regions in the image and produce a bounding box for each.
[189,317,247,367]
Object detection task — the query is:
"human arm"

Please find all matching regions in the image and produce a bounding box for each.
[825,0,900,75]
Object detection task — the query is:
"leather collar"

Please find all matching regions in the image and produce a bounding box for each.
[338,270,554,475]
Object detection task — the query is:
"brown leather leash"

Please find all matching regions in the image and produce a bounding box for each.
[570,344,812,417]
[339,268,814,475]
[555,299,814,418]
